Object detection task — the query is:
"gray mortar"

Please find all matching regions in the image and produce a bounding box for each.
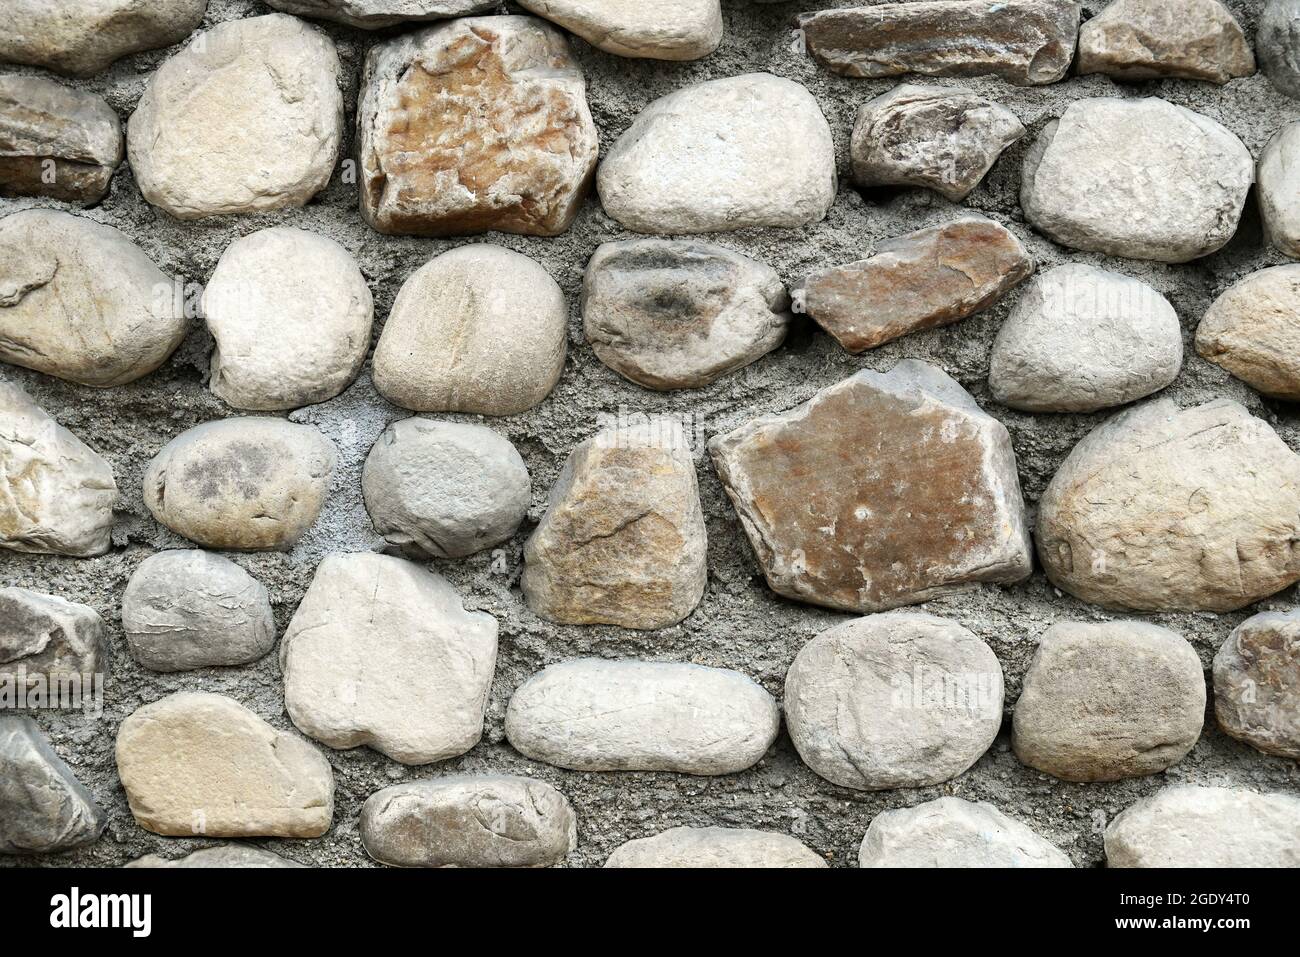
[2,0,1298,869]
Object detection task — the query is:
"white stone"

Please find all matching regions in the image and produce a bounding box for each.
[859,798,1073,868]
[605,828,826,868]
[517,0,723,60]
[265,0,497,29]
[1258,121,1300,258]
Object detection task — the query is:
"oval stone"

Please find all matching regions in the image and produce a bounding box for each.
[1213,609,1300,759]
[1196,264,1300,399]
[859,798,1072,868]
[605,827,826,868]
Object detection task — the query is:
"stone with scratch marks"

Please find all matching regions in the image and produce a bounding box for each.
[784,612,1004,791]
[126,845,305,868]
[605,827,827,868]
[142,418,335,552]
[1258,123,1300,259]
[709,361,1032,613]
[517,0,723,60]
[115,691,334,838]
[361,775,576,868]
[1260,0,1300,99]
[504,659,779,775]
[280,553,498,765]
[1077,0,1255,84]
[1213,609,1300,760]
[265,0,497,30]
[1,716,106,854]
[0,587,104,688]
[1196,265,1300,399]
[859,798,1073,868]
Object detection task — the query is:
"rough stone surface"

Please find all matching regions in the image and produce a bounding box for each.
[1036,398,1300,611]
[115,691,334,838]
[142,418,335,551]
[0,75,122,203]
[582,239,791,390]
[605,827,826,868]
[1197,265,1300,398]
[858,797,1073,868]
[710,361,1031,613]
[0,717,106,854]
[120,550,274,673]
[1012,621,1205,782]
[850,85,1025,200]
[1021,97,1254,262]
[360,775,576,867]
[519,0,722,60]
[358,16,597,237]
[989,264,1183,412]
[597,73,836,234]
[127,14,343,220]
[203,227,373,411]
[0,379,117,558]
[521,421,707,629]
[1105,785,1300,867]
[785,613,1004,791]
[0,210,187,387]
[1259,0,1300,98]
[0,0,208,76]
[1214,609,1300,759]
[362,418,530,560]
[505,659,779,775]
[1078,0,1255,83]
[799,1,1082,86]
[0,586,104,687]
[280,553,498,765]
[1258,122,1300,258]
[126,844,304,868]
[796,218,1033,353]
[265,0,497,30]
[372,245,567,415]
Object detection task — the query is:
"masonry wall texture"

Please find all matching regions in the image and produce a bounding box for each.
[2,0,1298,867]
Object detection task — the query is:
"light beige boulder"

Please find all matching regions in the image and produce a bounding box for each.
[517,0,723,60]
[605,828,826,868]
[1077,0,1255,83]
[859,798,1073,868]
[126,845,304,868]
[1197,265,1300,399]
[1258,122,1300,259]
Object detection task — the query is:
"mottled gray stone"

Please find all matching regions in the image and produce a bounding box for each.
[518,0,723,60]
[1197,265,1300,399]
[1258,122,1300,259]
[1077,0,1255,83]
[126,845,304,868]
[859,798,1073,868]
[605,827,826,868]
[1214,609,1300,759]
[0,587,104,688]
[0,716,106,854]
[265,0,496,29]
[1259,0,1300,99]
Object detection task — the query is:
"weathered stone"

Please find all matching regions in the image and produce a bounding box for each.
[0,379,117,558]
[126,845,304,868]
[605,828,826,868]
[785,612,1004,791]
[361,775,576,868]
[1037,399,1300,612]
[709,361,1031,613]
[0,587,104,689]
[1258,0,1300,99]
[0,717,106,854]
[989,264,1183,413]
[521,421,707,629]
[0,0,207,76]
[850,85,1024,200]
[372,245,567,416]
[795,219,1033,354]
[505,659,778,774]
[0,75,122,203]
[1197,265,1300,399]
[362,419,530,559]
[0,209,187,387]
[1105,785,1300,867]
[859,798,1073,868]
[1258,122,1300,259]
[358,16,597,237]
[1013,622,1205,782]
[142,418,335,552]
[265,0,497,29]
[597,73,836,234]
[127,15,343,220]
[116,691,334,838]
[582,240,790,390]
[518,0,723,60]
[1078,0,1255,84]
[799,1,1081,86]
[1213,609,1300,760]
[281,553,498,765]
[1021,98,1253,263]
[121,550,275,673]
[203,227,373,411]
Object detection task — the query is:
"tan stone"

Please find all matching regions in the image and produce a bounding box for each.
[605,828,826,868]
[1078,0,1255,84]
[1214,609,1300,760]
[265,0,496,29]
[1197,265,1300,400]
[517,0,723,61]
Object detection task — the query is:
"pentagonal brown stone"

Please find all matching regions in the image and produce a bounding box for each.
[709,360,1032,613]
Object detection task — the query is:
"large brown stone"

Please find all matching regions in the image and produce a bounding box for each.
[1077,0,1255,84]
[357,15,598,238]
[709,361,1032,613]
[795,218,1033,353]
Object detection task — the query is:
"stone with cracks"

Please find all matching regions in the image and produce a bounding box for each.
[1257,0,1300,99]
[127,845,304,868]
[0,587,104,688]
[1213,609,1300,760]
[1077,0,1255,84]
[709,361,1032,613]
[265,0,497,30]
[605,828,826,868]
[281,553,498,765]
[517,0,723,61]
[1197,265,1300,399]
[858,798,1073,868]
[1258,122,1300,259]
[0,716,106,854]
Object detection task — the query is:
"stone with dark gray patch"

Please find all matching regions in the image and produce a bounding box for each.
[1259,0,1300,99]
[0,716,106,854]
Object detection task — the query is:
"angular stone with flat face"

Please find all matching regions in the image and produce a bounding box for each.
[605,828,826,868]
[265,0,497,29]
[1036,398,1300,612]
[1196,265,1300,399]
[859,798,1072,868]
[1078,0,1254,83]
[358,16,598,237]
[0,587,104,688]
[518,0,723,60]
[709,361,1031,613]
[1214,609,1300,760]
[796,219,1033,354]
[0,717,106,854]
[799,1,1082,86]
[1258,123,1300,259]
[1260,0,1300,99]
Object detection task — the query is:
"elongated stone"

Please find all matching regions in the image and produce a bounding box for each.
[1196,265,1300,399]
[1036,398,1300,612]
[799,1,1082,86]
[796,218,1032,353]
[116,691,334,838]
[518,0,723,60]
[0,717,106,854]
[1213,609,1300,760]
[859,798,1072,868]
[505,659,779,775]
[1260,0,1300,99]
[265,0,497,29]
[361,775,576,868]
[1077,0,1255,84]
[126,845,304,868]
[1258,122,1300,259]
[709,361,1031,613]
[0,587,104,688]
[605,828,826,868]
